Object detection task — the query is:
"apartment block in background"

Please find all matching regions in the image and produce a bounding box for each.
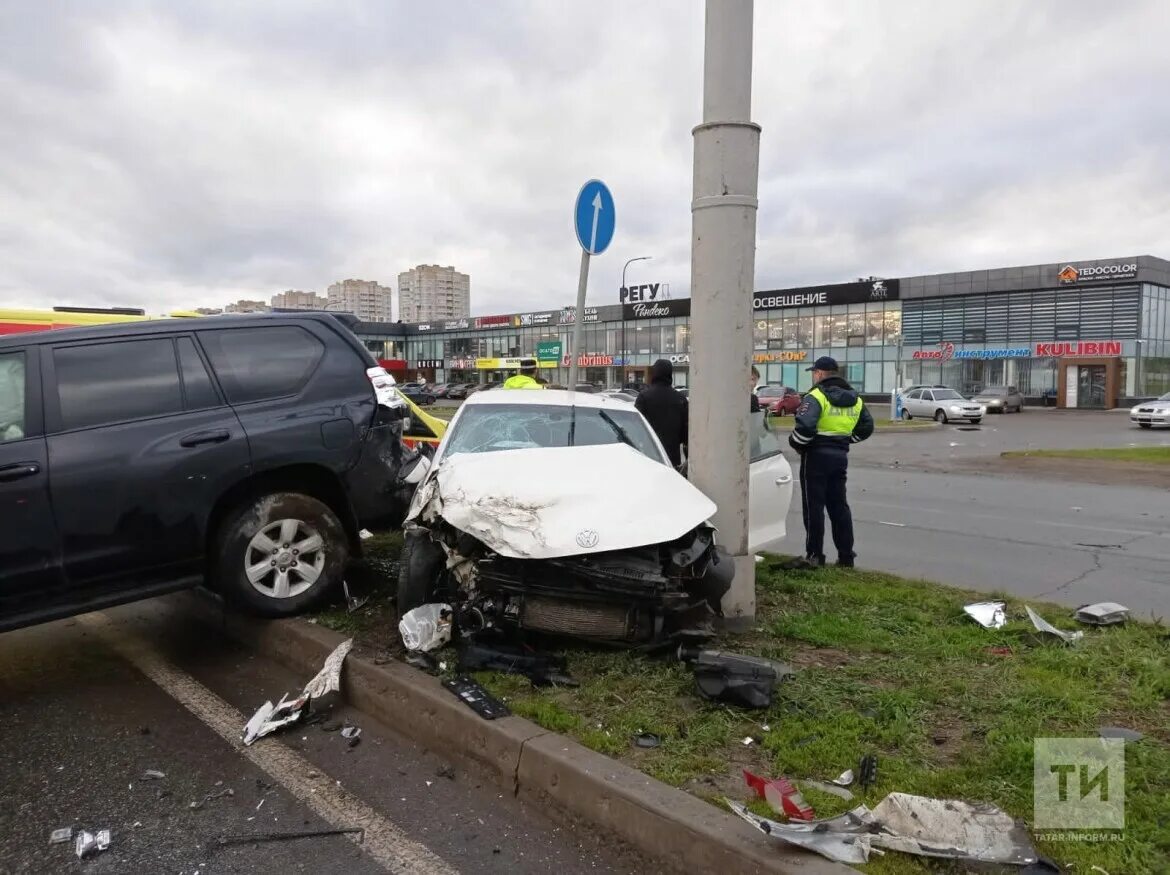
[223,299,271,314]
[397,264,470,323]
[326,279,393,322]
[271,289,328,310]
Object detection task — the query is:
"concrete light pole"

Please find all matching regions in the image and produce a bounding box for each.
[689,0,761,625]
[621,256,652,385]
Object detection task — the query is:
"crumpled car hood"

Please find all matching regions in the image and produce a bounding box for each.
[409,443,717,559]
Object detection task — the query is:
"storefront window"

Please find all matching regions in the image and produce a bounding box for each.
[866,310,884,345]
[847,312,866,347]
[797,316,814,348]
[767,318,784,345]
[783,316,799,348]
[884,309,902,347]
[754,319,768,350]
[830,314,848,347]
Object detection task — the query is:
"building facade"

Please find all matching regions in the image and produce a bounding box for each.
[223,299,270,314]
[397,265,471,323]
[327,279,393,322]
[356,255,1170,409]
[271,289,328,310]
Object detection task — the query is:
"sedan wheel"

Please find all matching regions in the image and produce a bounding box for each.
[900,409,912,421]
[934,409,948,423]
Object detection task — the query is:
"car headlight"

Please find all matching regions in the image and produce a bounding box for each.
[1156,408,1169,415]
[950,405,961,413]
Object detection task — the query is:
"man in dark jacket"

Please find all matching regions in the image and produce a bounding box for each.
[787,357,874,568]
[635,358,688,468]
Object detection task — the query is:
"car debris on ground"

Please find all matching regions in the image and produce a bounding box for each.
[242,639,353,745]
[442,676,510,720]
[743,770,815,820]
[189,786,234,810]
[963,601,1007,629]
[74,829,111,860]
[48,827,72,845]
[1097,725,1143,741]
[457,641,577,687]
[830,769,854,787]
[728,791,1039,867]
[1025,605,1084,644]
[215,827,365,846]
[857,754,878,790]
[1074,602,1130,625]
[678,646,794,709]
[142,769,166,780]
[398,603,452,652]
[799,779,855,801]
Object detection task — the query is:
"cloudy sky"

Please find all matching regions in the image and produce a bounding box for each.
[1,1,1166,316]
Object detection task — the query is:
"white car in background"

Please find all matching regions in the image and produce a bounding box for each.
[1130,392,1170,429]
[901,386,985,424]
[395,390,792,644]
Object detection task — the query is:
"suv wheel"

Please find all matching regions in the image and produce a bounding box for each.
[215,493,348,616]
[398,529,445,614]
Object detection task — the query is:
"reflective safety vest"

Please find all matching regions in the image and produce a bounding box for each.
[808,387,863,436]
[502,373,543,390]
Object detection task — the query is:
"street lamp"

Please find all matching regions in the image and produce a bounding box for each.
[620,256,652,387]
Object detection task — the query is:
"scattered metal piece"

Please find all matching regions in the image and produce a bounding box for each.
[741,736,754,746]
[1098,725,1143,741]
[49,827,72,845]
[1025,605,1084,644]
[799,779,855,801]
[858,754,878,791]
[633,732,661,749]
[831,769,854,787]
[358,529,374,540]
[143,769,166,780]
[74,829,111,860]
[726,799,874,864]
[1075,602,1130,626]
[243,639,353,745]
[963,601,1007,629]
[868,792,1038,865]
[342,580,370,613]
[216,827,365,846]
[340,725,362,740]
[189,787,234,810]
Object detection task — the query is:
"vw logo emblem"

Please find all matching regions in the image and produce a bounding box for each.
[576,529,599,549]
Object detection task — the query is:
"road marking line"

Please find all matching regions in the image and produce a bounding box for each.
[80,613,457,875]
[877,520,906,527]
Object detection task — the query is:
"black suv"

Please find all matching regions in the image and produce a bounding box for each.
[0,313,414,631]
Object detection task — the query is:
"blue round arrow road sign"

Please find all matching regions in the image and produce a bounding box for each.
[574,179,615,256]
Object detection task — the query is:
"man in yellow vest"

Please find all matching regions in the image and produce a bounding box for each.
[502,358,544,390]
[787,357,874,568]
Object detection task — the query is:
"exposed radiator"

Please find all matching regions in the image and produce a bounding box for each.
[520,597,637,641]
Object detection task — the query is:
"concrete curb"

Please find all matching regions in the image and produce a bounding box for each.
[174,591,850,875]
[876,423,940,434]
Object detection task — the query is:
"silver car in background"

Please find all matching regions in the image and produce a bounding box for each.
[1130,392,1170,428]
[901,386,985,424]
[972,385,1024,413]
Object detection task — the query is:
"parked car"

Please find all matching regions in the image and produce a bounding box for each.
[755,384,788,405]
[432,383,451,398]
[465,383,499,396]
[396,390,793,644]
[972,385,1024,413]
[599,389,638,403]
[901,386,985,423]
[768,386,802,416]
[1130,392,1170,429]
[399,385,436,406]
[0,312,418,633]
[445,383,471,400]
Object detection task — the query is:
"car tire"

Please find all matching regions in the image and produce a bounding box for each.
[901,409,912,421]
[397,529,446,614]
[214,492,348,617]
[934,410,948,423]
[970,417,982,424]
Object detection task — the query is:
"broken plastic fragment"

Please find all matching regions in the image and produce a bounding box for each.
[143,769,166,780]
[340,725,361,740]
[1074,602,1130,626]
[301,639,354,700]
[867,792,1038,865]
[963,601,1006,629]
[831,769,854,787]
[243,639,353,745]
[1098,725,1143,741]
[359,529,374,540]
[744,769,816,821]
[74,829,111,860]
[398,603,452,652]
[633,732,661,749]
[725,799,875,864]
[190,787,234,810]
[799,779,855,801]
[49,827,72,845]
[342,580,369,613]
[1025,605,1083,644]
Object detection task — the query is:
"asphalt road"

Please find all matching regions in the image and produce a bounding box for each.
[0,602,647,875]
[779,409,1170,616]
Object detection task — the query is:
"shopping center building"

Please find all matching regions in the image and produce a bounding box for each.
[355,254,1170,409]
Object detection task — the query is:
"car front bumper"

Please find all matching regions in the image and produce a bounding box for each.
[1131,413,1170,427]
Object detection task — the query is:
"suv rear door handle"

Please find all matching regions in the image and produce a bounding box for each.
[180,429,231,448]
[0,462,41,482]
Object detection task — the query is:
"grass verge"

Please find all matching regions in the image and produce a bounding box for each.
[319,536,1170,874]
[1003,447,1170,464]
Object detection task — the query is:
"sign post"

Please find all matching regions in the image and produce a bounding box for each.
[569,179,615,388]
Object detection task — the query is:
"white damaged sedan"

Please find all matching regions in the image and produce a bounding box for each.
[396,390,793,645]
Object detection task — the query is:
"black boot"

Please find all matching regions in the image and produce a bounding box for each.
[836,554,855,568]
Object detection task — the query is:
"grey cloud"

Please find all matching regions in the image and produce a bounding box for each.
[0,0,1166,315]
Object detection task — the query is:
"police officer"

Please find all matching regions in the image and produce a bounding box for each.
[787,357,874,568]
[502,358,544,390]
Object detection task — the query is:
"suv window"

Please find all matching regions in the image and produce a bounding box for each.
[177,337,221,409]
[54,339,183,431]
[0,353,25,442]
[200,326,324,404]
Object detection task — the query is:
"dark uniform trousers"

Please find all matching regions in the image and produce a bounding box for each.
[799,447,854,563]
